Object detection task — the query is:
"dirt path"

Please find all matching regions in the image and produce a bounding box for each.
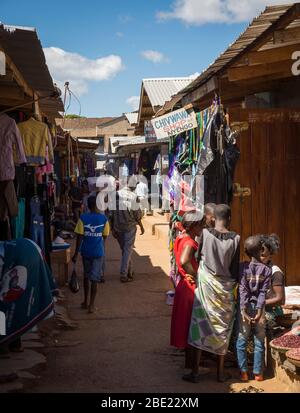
[27,226,285,393]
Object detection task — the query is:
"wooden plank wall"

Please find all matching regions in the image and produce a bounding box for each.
[230,109,300,285]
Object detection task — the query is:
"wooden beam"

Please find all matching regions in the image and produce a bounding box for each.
[218,3,300,75]
[248,4,300,52]
[228,60,294,82]
[230,70,294,88]
[274,26,300,44]
[192,75,292,110]
[182,76,218,106]
[0,97,32,107]
[0,84,24,100]
[4,53,34,98]
[233,43,300,66]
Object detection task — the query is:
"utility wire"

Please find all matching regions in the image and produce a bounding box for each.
[69,89,82,117]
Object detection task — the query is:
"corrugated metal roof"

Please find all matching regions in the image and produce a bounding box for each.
[0,24,55,93]
[0,24,64,113]
[110,136,138,153]
[124,112,138,125]
[3,25,35,32]
[117,136,146,146]
[142,77,196,108]
[179,3,300,99]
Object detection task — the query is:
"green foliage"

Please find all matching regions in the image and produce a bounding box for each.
[65,114,86,119]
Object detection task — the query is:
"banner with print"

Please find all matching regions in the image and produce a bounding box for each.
[144,120,157,143]
[151,107,197,139]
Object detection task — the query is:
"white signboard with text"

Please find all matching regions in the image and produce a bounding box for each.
[151,107,197,139]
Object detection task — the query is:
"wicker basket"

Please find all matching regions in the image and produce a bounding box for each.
[286,349,300,367]
[270,339,291,353]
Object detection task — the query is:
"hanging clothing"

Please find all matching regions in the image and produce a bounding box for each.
[0,238,56,346]
[17,118,54,165]
[197,108,216,176]
[223,143,240,204]
[11,198,25,239]
[0,181,19,221]
[0,113,27,182]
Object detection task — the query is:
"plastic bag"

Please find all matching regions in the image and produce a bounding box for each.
[69,265,80,294]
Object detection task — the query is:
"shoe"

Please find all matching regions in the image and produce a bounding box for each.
[100,278,105,284]
[240,371,249,382]
[254,374,264,382]
[120,275,129,283]
[88,305,97,314]
[127,271,135,281]
[182,373,201,383]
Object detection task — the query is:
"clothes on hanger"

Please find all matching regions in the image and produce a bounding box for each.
[0,181,18,221]
[17,118,54,165]
[0,113,27,182]
[11,198,25,239]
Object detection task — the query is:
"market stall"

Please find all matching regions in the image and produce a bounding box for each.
[269,287,300,391]
[0,24,63,350]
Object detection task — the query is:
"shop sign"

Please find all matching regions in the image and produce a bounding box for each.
[144,120,157,143]
[151,107,197,139]
[0,51,6,76]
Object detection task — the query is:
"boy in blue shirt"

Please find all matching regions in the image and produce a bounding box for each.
[72,196,109,313]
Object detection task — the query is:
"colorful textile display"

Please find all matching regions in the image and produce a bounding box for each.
[0,238,56,345]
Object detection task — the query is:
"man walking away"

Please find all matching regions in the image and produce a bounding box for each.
[135,177,149,216]
[110,178,145,283]
[72,196,109,313]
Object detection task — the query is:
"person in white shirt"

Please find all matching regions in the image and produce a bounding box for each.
[135,178,149,215]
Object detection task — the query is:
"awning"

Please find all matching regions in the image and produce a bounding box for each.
[116,136,169,155]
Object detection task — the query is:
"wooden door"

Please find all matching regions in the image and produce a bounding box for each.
[230,109,300,286]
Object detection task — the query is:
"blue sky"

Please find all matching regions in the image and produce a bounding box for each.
[1,0,291,117]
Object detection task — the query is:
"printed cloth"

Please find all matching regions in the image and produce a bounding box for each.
[189,262,236,355]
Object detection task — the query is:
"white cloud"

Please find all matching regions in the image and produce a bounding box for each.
[126,96,140,111]
[44,47,123,96]
[141,50,169,64]
[157,0,295,25]
[116,32,124,38]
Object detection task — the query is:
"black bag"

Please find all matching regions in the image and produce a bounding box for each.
[69,266,80,294]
